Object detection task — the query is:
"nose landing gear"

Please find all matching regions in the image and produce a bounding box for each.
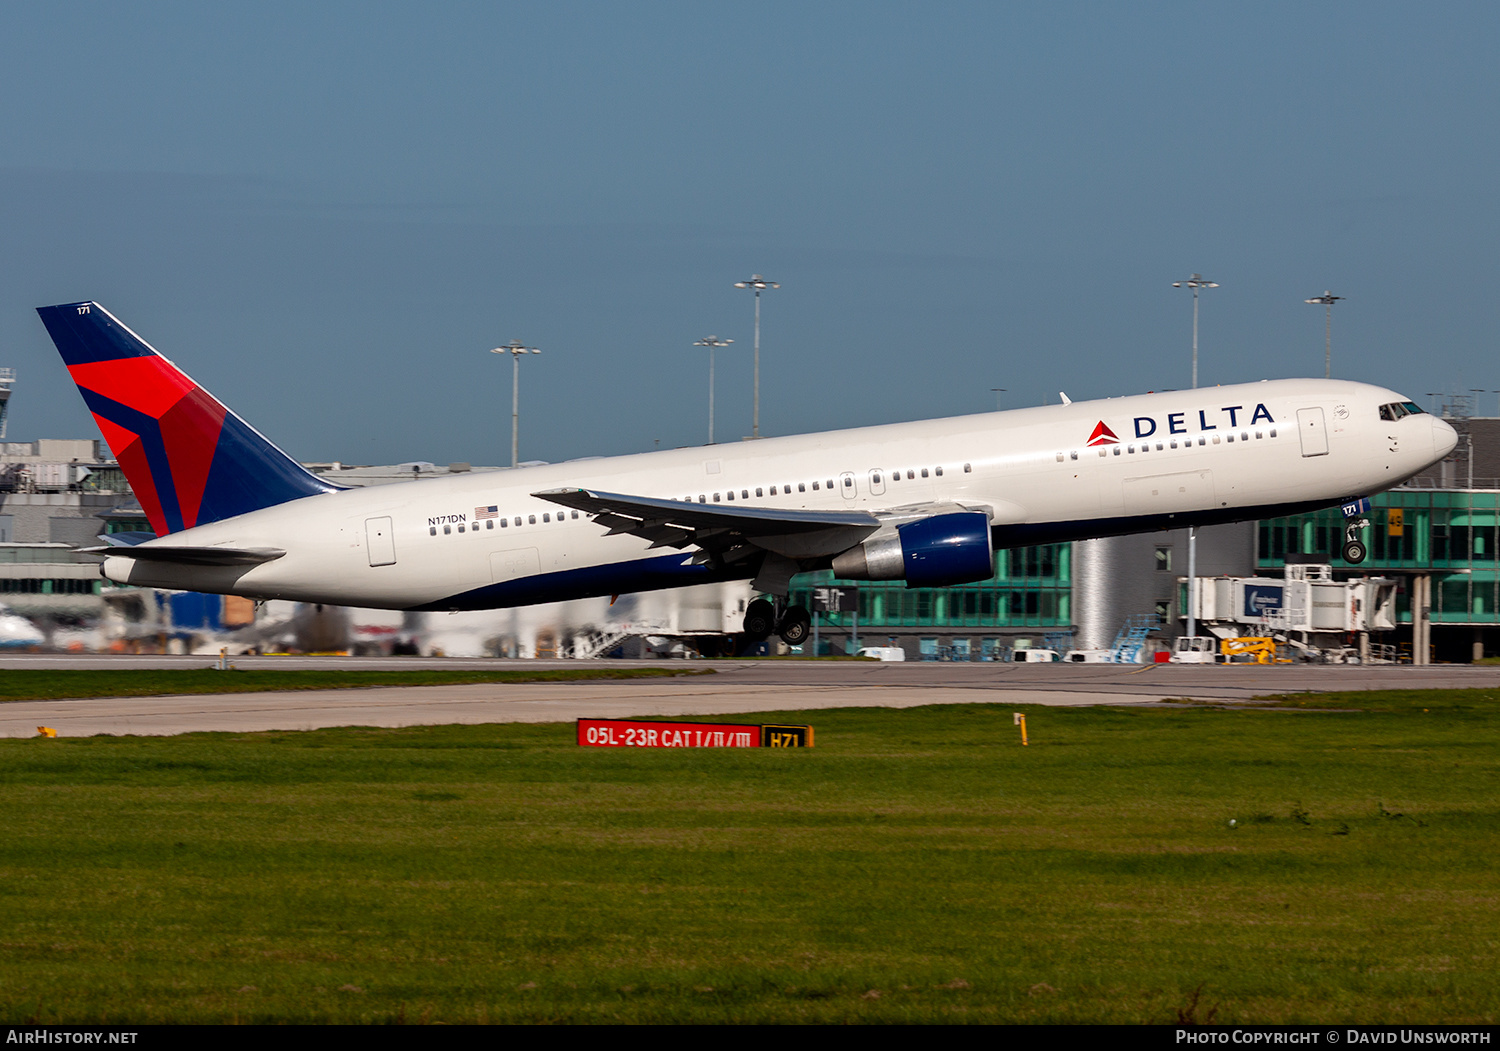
[1340,497,1371,565]
[1343,517,1370,565]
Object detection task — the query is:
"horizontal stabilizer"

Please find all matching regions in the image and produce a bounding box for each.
[83,545,286,566]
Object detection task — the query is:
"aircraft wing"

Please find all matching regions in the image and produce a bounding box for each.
[532,487,881,561]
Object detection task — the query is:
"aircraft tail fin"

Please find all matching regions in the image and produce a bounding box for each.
[36,302,340,536]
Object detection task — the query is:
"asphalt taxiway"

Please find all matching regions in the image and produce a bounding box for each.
[1,655,1496,737]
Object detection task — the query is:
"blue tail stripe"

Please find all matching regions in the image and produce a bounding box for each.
[37,303,156,365]
[200,414,341,523]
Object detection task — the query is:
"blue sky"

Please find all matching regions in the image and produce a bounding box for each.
[2,2,1498,465]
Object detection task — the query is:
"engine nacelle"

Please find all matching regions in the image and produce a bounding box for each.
[830,511,994,588]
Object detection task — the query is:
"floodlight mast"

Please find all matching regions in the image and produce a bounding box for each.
[1172,274,1218,391]
[734,274,779,438]
[693,336,733,444]
[491,340,542,468]
[1172,273,1218,645]
[1304,291,1344,379]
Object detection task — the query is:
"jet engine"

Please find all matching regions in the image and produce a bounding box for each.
[830,511,994,588]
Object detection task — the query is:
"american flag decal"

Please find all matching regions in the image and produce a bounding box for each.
[475,505,498,520]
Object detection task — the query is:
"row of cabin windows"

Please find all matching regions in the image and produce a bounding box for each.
[430,509,581,536]
[683,463,973,504]
[1056,429,1278,462]
[428,463,983,535]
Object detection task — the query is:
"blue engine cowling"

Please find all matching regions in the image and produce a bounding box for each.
[830,511,995,588]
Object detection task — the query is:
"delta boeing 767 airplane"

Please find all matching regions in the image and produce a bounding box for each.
[38,302,1456,645]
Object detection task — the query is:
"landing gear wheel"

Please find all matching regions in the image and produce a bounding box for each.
[743,599,776,641]
[777,606,812,646]
[1342,539,1367,565]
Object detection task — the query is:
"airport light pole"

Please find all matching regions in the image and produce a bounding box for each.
[1172,274,1218,391]
[1304,291,1344,379]
[492,340,541,468]
[734,274,779,438]
[694,336,733,444]
[990,388,1007,411]
[1173,273,1217,644]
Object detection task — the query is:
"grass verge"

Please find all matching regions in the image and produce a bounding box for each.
[1,692,1496,1023]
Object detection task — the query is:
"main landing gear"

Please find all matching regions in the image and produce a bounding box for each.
[743,598,812,646]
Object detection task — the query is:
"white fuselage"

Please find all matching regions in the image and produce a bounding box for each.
[105,379,1456,611]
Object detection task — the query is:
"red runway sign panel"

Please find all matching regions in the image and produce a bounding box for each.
[579,719,760,748]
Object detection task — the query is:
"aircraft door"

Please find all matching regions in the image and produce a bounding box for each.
[839,471,857,500]
[868,469,886,496]
[1296,407,1329,457]
[366,517,396,566]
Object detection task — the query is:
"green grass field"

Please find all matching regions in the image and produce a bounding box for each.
[2,689,1498,1023]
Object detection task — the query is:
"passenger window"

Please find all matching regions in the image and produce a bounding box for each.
[528,515,536,524]
[486,520,493,529]
[770,486,778,495]
[458,524,465,533]
[921,468,929,477]
[1113,447,1121,456]
[742,490,749,499]
[714,493,721,502]
[572,511,579,519]
[963,463,971,473]
[429,526,436,536]
[1056,453,1064,462]
[812,481,819,491]
[756,488,763,497]
[798,483,806,492]
[542,513,550,523]
[443,525,451,534]
[935,466,943,476]
[726,491,734,500]
[907,470,915,479]
[501,519,508,528]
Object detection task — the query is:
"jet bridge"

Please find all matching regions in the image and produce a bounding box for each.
[1184,562,1399,662]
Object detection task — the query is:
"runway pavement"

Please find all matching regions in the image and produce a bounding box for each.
[1,655,1496,737]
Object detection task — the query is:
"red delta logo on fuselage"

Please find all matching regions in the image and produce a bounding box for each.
[1087,421,1119,446]
[1108,402,1277,441]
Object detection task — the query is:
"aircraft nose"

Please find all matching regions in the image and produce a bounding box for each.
[1432,415,1459,460]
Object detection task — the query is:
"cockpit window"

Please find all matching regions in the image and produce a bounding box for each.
[1379,401,1427,421]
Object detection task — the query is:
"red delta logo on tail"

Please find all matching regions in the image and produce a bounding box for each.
[68,356,229,536]
[1087,421,1119,446]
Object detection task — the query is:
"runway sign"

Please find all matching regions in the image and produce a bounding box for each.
[577,719,814,748]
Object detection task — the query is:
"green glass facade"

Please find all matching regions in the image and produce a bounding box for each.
[790,543,1072,631]
[1258,490,1500,625]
